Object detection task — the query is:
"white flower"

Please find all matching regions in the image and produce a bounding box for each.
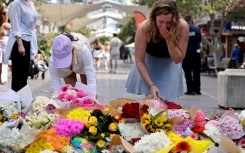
[101,150,111,153]
[24,111,57,130]
[237,110,245,120]
[133,132,172,153]
[0,127,20,147]
[118,122,144,141]
[203,124,222,144]
[32,96,59,113]
[0,101,20,117]
[111,145,125,153]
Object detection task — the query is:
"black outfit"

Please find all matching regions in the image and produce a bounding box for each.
[146,38,170,58]
[182,23,202,95]
[11,40,31,92]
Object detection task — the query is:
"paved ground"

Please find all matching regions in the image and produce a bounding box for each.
[3,60,224,116]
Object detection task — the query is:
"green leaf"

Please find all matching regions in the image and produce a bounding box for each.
[153,110,165,121]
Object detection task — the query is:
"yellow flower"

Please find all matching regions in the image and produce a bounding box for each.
[110,134,116,139]
[154,118,164,127]
[0,114,2,120]
[156,115,168,123]
[89,126,97,135]
[96,140,106,148]
[101,133,105,138]
[0,122,2,126]
[10,114,19,119]
[85,121,91,128]
[165,123,173,130]
[108,123,117,131]
[119,119,126,123]
[115,115,120,120]
[89,116,97,125]
[141,113,151,125]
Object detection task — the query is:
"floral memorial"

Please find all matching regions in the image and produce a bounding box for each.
[0,84,245,153]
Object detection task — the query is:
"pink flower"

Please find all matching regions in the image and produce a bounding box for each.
[57,92,67,101]
[60,84,70,92]
[55,119,85,137]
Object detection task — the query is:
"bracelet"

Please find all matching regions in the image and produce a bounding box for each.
[149,84,155,89]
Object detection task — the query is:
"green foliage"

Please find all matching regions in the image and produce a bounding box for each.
[38,32,58,62]
[118,17,136,44]
[75,26,93,38]
[136,0,156,8]
[176,0,202,18]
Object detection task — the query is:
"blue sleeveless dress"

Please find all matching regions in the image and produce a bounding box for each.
[125,38,184,102]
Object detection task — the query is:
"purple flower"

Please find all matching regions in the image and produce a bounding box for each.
[20,112,27,119]
[45,104,57,114]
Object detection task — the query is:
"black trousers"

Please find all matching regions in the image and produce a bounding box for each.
[11,40,30,92]
[182,53,201,93]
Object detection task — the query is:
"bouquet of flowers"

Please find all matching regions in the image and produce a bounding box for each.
[141,111,172,133]
[54,84,88,108]
[79,109,120,149]
[133,132,172,153]
[121,102,140,122]
[159,132,213,153]
[118,122,144,142]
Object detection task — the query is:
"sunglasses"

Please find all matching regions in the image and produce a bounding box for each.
[1,12,7,15]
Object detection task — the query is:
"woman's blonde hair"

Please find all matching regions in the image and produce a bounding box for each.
[146,0,180,46]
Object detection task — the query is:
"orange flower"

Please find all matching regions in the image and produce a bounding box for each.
[38,128,70,152]
[175,141,191,152]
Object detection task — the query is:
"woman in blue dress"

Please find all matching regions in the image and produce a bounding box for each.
[126,0,189,101]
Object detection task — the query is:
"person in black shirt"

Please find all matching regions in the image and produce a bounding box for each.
[182,15,202,95]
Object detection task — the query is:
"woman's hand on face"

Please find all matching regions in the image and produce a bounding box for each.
[150,85,161,99]
[18,45,25,56]
[159,27,170,40]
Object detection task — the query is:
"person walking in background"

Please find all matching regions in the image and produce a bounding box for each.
[103,41,110,71]
[4,0,38,92]
[182,15,202,95]
[231,43,240,61]
[125,0,189,101]
[109,33,122,73]
[92,38,103,71]
[49,32,96,93]
[0,7,11,84]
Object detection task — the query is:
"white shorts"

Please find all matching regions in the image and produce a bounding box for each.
[93,50,103,58]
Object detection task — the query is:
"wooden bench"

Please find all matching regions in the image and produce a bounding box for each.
[207,57,232,75]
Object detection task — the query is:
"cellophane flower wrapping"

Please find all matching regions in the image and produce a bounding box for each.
[133,132,172,153]
[15,124,40,149]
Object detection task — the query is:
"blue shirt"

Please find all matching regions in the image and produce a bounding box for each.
[231,47,240,61]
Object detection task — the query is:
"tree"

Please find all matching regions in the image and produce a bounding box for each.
[176,0,242,74]
[200,0,241,74]
[118,17,136,44]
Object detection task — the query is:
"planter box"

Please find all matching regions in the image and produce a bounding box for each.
[217,69,245,108]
